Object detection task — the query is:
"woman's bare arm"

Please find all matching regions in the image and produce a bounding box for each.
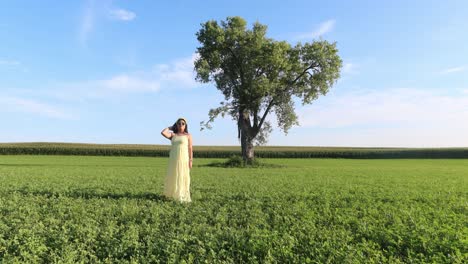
[161,127,173,140]
[188,134,193,168]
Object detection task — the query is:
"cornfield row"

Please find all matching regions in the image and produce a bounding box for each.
[1,143,467,158]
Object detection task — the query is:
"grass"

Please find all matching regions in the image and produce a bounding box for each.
[0,155,466,263]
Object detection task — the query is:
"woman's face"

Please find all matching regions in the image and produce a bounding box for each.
[176,120,186,132]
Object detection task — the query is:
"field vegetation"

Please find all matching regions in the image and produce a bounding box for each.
[0,155,466,263]
[1,142,468,159]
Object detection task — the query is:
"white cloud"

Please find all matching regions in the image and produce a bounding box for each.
[439,66,465,74]
[296,19,335,40]
[153,53,199,87]
[15,54,200,101]
[298,88,468,129]
[108,8,136,21]
[290,88,468,147]
[342,62,358,74]
[78,2,136,46]
[98,53,198,93]
[100,74,160,92]
[0,96,74,119]
[78,0,95,46]
[0,59,21,66]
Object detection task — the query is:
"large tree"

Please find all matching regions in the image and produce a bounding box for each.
[195,17,342,163]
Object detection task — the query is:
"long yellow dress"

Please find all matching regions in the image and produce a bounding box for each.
[163,134,191,202]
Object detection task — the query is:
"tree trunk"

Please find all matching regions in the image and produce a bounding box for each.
[241,131,254,163]
[239,109,255,163]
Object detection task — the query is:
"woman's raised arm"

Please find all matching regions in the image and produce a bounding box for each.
[161,126,173,140]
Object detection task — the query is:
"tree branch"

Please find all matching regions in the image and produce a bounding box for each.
[253,108,258,128]
[226,46,248,106]
[200,103,234,131]
[291,64,314,85]
[254,67,265,79]
[257,98,275,131]
[226,46,244,81]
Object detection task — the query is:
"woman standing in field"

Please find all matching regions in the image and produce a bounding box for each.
[161,117,193,202]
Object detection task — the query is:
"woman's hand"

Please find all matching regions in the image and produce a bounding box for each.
[189,159,193,169]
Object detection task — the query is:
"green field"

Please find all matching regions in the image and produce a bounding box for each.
[0,155,466,263]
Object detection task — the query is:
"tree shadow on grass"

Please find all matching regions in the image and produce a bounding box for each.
[197,155,286,169]
[199,162,285,169]
[11,187,168,202]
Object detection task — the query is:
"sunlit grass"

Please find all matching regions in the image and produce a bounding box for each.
[0,156,466,263]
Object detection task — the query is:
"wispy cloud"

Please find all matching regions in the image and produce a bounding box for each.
[99,74,160,92]
[295,88,468,147]
[0,59,28,72]
[0,59,21,66]
[78,0,95,47]
[16,54,200,101]
[439,66,465,74]
[108,8,136,21]
[154,54,199,87]
[78,1,136,46]
[98,53,198,93]
[296,19,335,40]
[298,88,468,129]
[342,62,358,74]
[0,96,74,119]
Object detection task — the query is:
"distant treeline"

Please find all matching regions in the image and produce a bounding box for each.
[1,142,467,159]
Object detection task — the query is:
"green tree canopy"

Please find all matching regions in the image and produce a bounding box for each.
[195,16,342,162]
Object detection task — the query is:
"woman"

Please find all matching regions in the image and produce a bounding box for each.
[161,117,193,202]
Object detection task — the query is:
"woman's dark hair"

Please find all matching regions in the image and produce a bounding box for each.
[171,118,189,134]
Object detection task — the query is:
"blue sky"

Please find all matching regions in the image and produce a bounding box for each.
[1,0,467,147]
